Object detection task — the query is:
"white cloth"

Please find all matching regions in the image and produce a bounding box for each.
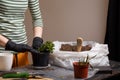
[50,41,110,69]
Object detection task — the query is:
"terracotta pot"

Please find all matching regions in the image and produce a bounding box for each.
[32,52,50,67]
[73,62,89,79]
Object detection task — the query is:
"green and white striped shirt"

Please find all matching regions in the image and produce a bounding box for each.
[0,0,43,50]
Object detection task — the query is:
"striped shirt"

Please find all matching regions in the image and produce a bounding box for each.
[0,0,43,50]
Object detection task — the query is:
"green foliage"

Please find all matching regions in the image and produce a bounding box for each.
[2,72,29,78]
[78,54,89,66]
[78,54,94,68]
[38,41,54,53]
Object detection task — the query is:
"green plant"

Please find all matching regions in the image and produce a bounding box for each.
[78,54,89,66]
[78,54,95,69]
[38,41,54,53]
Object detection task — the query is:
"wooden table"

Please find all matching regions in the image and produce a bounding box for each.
[0,60,120,80]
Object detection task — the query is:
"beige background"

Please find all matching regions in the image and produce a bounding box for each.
[25,0,109,62]
[25,0,109,45]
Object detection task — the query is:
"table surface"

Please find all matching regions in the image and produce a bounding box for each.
[0,60,120,80]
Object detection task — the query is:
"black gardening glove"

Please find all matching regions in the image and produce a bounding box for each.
[5,40,40,54]
[32,37,43,50]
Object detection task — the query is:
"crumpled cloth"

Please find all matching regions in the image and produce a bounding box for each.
[50,41,110,69]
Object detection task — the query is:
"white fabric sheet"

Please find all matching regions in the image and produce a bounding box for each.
[50,41,110,69]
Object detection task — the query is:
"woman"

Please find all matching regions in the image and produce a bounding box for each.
[0,0,43,67]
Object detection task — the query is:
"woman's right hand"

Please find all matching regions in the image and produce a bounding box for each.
[5,40,39,54]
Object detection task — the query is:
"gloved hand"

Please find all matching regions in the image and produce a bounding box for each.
[32,37,43,50]
[5,40,40,54]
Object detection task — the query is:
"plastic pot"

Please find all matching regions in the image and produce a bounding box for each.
[32,52,50,67]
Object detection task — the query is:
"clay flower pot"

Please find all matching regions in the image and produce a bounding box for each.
[73,62,89,79]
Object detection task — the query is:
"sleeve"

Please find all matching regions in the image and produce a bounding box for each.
[28,0,43,27]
